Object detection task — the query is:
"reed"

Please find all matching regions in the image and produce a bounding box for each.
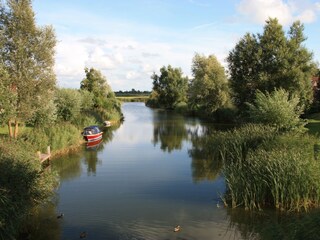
[23,123,82,152]
[221,125,320,211]
[0,140,57,238]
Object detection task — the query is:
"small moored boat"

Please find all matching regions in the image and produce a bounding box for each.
[82,126,103,142]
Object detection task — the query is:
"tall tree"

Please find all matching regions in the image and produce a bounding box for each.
[227,18,316,111]
[149,65,188,109]
[0,0,56,137]
[189,53,230,115]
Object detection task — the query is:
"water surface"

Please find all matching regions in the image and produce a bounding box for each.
[26,102,319,240]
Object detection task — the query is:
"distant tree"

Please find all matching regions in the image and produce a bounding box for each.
[0,0,56,137]
[227,18,316,111]
[80,68,121,120]
[247,89,306,132]
[188,53,230,115]
[148,65,188,109]
[80,68,115,109]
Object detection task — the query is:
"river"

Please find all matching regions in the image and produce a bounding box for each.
[25,102,319,240]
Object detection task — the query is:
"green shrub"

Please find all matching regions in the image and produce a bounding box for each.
[247,89,306,132]
[0,139,57,238]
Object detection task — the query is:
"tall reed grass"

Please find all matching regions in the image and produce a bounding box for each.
[0,140,57,239]
[219,124,320,211]
[23,123,82,152]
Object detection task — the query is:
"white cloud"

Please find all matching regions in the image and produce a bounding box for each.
[126,71,141,80]
[237,0,320,25]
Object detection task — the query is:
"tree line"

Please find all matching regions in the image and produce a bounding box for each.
[0,0,121,139]
[147,18,319,128]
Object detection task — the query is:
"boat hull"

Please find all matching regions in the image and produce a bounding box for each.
[83,132,103,142]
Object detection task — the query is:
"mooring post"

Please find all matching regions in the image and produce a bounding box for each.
[37,151,41,160]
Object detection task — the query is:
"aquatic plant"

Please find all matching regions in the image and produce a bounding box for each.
[221,125,320,211]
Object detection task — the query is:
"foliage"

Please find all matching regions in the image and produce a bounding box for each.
[54,88,81,122]
[216,124,320,211]
[0,0,56,137]
[247,89,307,132]
[0,139,57,239]
[188,53,230,115]
[148,65,188,109]
[227,18,316,111]
[27,99,57,127]
[79,89,94,112]
[80,68,121,120]
[22,123,82,152]
[0,65,16,125]
[80,68,115,108]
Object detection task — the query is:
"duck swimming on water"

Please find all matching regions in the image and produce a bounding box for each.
[174,225,181,232]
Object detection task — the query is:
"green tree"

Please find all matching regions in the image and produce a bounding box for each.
[80,68,114,109]
[188,53,230,115]
[54,88,81,122]
[80,68,121,120]
[148,65,188,109]
[0,0,56,137]
[247,89,306,132]
[227,18,316,111]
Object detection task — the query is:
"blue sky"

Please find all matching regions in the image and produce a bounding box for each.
[33,0,320,91]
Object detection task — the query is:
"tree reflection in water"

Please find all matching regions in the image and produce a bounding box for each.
[152,109,189,152]
[189,124,230,183]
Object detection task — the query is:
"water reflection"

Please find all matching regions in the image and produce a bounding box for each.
[227,208,320,240]
[152,109,188,152]
[20,203,61,240]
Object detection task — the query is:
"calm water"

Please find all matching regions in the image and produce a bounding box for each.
[25,102,319,240]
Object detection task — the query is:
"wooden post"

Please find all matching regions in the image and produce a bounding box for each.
[37,151,41,160]
[47,146,51,155]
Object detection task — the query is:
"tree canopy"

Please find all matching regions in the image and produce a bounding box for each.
[188,53,230,115]
[0,0,56,137]
[227,18,316,111]
[148,65,188,109]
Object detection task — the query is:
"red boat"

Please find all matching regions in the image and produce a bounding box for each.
[82,126,103,142]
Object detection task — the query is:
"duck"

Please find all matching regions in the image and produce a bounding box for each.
[57,213,64,219]
[174,225,181,232]
[80,231,87,239]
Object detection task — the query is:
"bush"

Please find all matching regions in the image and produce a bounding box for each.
[247,89,306,132]
[0,139,57,238]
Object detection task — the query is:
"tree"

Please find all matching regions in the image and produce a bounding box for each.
[0,0,56,137]
[80,68,115,109]
[80,68,121,120]
[148,65,188,109]
[54,88,81,122]
[227,18,316,111]
[188,53,230,115]
[247,89,306,132]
